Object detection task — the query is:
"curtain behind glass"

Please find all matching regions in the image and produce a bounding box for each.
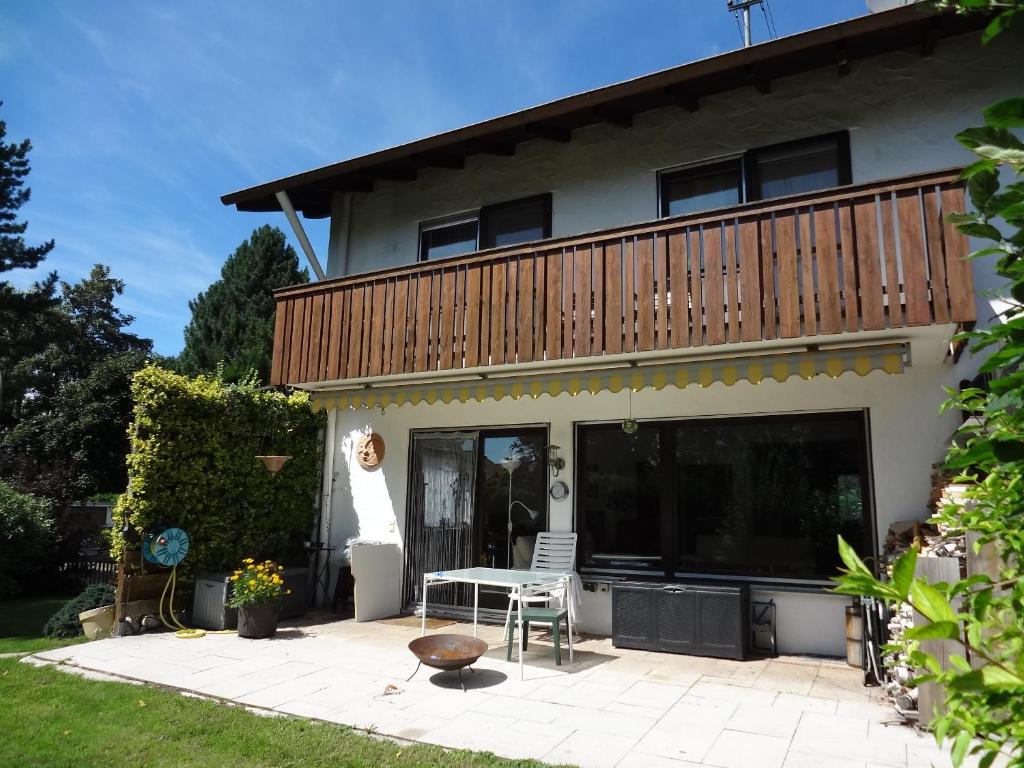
[404,432,478,608]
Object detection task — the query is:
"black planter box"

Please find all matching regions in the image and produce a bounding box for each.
[612,582,750,660]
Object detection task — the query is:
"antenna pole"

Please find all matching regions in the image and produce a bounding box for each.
[726,0,763,48]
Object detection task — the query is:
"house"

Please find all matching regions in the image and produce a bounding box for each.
[221,4,1021,657]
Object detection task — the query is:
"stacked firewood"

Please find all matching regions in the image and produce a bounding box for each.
[879,470,968,717]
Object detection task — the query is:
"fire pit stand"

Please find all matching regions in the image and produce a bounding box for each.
[407,634,489,692]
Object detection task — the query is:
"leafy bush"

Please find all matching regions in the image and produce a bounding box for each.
[0,482,55,599]
[43,583,115,638]
[111,366,323,588]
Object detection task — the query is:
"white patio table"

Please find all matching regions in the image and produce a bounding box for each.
[420,566,573,679]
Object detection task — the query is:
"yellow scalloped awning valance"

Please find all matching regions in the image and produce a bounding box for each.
[310,343,906,412]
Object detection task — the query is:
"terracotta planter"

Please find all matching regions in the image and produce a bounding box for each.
[237,603,279,638]
[79,605,115,640]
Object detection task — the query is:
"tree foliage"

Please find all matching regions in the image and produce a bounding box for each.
[0,102,59,426]
[0,481,54,599]
[834,5,1024,765]
[111,365,323,588]
[178,225,307,384]
[0,266,152,506]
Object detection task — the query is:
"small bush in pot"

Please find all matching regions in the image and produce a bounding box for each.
[228,558,290,638]
[44,584,115,639]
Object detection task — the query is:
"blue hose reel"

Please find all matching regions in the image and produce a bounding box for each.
[142,526,190,567]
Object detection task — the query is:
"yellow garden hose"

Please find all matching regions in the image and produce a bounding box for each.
[158,565,234,639]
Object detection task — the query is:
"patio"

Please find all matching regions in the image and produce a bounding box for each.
[28,615,956,768]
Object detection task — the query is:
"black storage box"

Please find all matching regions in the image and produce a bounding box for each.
[612,582,750,660]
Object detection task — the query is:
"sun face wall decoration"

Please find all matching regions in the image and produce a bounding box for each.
[356,432,385,470]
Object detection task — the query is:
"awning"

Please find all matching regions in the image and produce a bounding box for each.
[310,343,907,412]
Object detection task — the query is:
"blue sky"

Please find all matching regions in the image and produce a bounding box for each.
[2,0,866,355]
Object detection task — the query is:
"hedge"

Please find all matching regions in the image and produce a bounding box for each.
[0,482,55,599]
[111,366,324,586]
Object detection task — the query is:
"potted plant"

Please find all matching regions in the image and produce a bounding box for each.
[228,558,290,638]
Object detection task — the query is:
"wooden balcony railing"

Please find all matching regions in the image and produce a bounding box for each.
[270,168,974,386]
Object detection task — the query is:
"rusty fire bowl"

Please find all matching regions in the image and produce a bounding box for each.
[408,634,489,672]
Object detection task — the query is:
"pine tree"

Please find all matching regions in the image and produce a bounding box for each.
[0,103,59,426]
[179,225,308,383]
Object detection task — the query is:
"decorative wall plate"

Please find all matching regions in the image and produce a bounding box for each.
[549,480,570,501]
[357,432,385,470]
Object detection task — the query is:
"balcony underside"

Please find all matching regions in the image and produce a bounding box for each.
[270,169,974,388]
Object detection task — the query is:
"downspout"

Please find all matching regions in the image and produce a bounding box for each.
[317,407,338,605]
[275,190,327,281]
[327,192,353,278]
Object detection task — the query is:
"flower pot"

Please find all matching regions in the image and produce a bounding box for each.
[237,603,279,638]
[79,604,115,640]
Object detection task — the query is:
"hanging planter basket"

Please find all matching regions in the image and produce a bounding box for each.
[256,455,292,474]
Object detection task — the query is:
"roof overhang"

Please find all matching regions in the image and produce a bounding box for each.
[221,5,986,219]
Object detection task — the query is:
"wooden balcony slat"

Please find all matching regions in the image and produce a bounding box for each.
[776,212,801,339]
[575,245,592,359]
[941,186,975,323]
[688,228,703,346]
[879,196,902,328]
[636,234,655,351]
[654,233,669,349]
[590,245,604,354]
[814,207,842,335]
[667,230,688,348]
[704,225,725,345]
[269,172,976,386]
[924,188,950,325]
[604,241,622,355]
[737,218,761,343]
[798,209,816,337]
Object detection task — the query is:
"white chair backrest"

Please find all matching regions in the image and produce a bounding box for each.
[531,532,577,573]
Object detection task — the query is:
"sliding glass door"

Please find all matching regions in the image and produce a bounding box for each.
[404,427,548,611]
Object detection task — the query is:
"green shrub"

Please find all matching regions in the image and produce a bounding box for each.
[0,482,55,600]
[111,366,323,588]
[43,583,115,638]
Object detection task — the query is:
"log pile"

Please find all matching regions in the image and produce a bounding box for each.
[879,474,969,719]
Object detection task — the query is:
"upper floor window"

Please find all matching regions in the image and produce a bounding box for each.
[659,131,850,218]
[419,193,552,261]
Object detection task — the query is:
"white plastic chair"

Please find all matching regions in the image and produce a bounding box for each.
[504,532,577,638]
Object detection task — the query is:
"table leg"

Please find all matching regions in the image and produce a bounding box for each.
[566,577,574,663]
[517,587,524,681]
[473,582,479,637]
[421,575,428,636]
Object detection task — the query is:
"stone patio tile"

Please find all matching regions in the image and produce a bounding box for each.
[772,692,839,713]
[661,695,738,728]
[752,661,820,695]
[605,700,670,720]
[697,675,756,688]
[837,700,905,721]
[809,679,874,702]
[238,660,325,687]
[235,675,332,709]
[547,679,634,708]
[867,721,932,746]
[784,751,868,768]
[542,729,637,768]
[614,680,689,709]
[726,702,803,738]
[273,699,350,722]
[616,753,705,768]
[634,720,724,763]
[906,744,954,768]
[794,711,870,741]
[550,705,658,739]
[686,681,778,705]
[390,715,449,741]
[420,712,566,761]
[191,674,278,700]
[789,730,908,766]
[471,694,573,723]
[704,729,790,768]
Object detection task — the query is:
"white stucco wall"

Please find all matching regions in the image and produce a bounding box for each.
[330,31,1022,291]
[323,327,960,656]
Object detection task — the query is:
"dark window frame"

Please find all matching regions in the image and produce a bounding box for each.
[479,192,552,250]
[573,409,876,585]
[658,130,851,219]
[417,213,480,263]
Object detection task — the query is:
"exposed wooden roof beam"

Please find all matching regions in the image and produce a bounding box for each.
[835,42,850,77]
[591,105,633,128]
[414,153,466,170]
[666,87,700,112]
[525,122,572,143]
[365,167,418,182]
[306,178,374,193]
[464,139,517,157]
[746,66,771,95]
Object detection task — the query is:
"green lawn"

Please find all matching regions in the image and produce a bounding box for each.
[0,596,87,654]
[0,658,562,768]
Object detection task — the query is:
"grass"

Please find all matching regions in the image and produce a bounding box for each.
[0,596,87,654]
[0,658,560,768]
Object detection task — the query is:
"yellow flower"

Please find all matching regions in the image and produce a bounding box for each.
[230,575,238,581]
[243,558,254,564]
